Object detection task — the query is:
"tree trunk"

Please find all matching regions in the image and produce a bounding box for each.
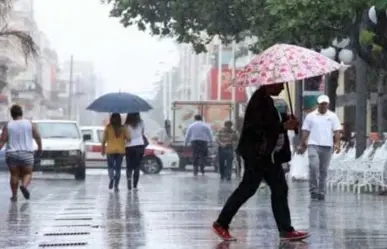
[355,57,368,158]
[377,70,385,140]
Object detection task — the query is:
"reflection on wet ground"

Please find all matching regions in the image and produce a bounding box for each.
[0,171,386,248]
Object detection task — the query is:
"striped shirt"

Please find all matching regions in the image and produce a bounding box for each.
[216,128,238,146]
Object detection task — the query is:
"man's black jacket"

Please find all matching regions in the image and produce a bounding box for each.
[236,88,291,164]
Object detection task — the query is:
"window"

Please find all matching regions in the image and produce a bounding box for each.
[97,129,104,143]
[81,129,94,142]
[35,122,80,139]
[211,48,233,67]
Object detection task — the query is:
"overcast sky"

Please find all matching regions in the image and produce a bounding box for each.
[33,0,178,98]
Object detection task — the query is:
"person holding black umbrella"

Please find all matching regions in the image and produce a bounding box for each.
[212,83,309,242]
[125,113,147,190]
[102,113,130,191]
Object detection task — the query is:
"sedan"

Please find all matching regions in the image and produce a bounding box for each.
[80,126,180,174]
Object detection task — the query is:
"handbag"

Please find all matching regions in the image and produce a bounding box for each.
[140,121,149,147]
[143,135,149,147]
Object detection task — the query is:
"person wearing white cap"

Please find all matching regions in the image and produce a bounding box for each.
[297,94,342,200]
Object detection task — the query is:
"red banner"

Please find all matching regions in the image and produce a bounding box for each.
[207,67,246,102]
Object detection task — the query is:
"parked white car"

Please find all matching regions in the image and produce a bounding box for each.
[33,120,89,180]
[80,126,179,174]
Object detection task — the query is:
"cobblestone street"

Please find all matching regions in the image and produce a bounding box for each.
[0,170,386,249]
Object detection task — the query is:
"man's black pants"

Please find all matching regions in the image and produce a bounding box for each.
[216,155,294,233]
[191,140,208,174]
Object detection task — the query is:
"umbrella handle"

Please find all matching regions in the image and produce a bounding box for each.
[285,83,294,116]
[285,83,298,135]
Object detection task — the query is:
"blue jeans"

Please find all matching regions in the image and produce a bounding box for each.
[107,154,124,186]
[218,147,234,180]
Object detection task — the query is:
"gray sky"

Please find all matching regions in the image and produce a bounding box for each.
[34,0,178,98]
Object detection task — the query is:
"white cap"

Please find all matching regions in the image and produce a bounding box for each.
[317,95,330,104]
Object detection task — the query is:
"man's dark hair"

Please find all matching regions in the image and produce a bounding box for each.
[194,114,202,121]
[10,104,23,119]
[225,121,233,126]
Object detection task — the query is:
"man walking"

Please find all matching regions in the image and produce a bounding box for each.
[216,121,238,181]
[298,94,342,200]
[212,84,309,242]
[185,114,213,175]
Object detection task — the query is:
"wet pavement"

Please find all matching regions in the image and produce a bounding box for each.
[0,170,387,249]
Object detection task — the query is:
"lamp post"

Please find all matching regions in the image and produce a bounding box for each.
[320,38,354,111]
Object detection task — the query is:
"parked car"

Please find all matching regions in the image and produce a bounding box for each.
[80,126,179,174]
[33,120,89,180]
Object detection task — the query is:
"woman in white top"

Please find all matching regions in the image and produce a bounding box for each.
[125,113,146,190]
[0,105,42,201]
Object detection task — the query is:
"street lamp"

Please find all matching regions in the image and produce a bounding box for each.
[319,38,355,111]
[320,38,354,65]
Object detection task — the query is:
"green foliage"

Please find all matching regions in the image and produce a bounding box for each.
[102,0,373,53]
[359,30,376,45]
[259,0,370,49]
[375,0,387,10]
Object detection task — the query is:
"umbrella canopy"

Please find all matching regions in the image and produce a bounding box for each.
[235,44,343,87]
[87,92,152,113]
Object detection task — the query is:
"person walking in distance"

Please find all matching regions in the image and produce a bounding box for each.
[0,105,42,201]
[298,95,342,200]
[101,113,130,191]
[212,84,309,242]
[217,121,238,181]
[184,114,213,175]
[125,113,146,190]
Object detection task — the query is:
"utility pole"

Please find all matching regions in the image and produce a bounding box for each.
[67,55,74,119]
[355,57,368,157]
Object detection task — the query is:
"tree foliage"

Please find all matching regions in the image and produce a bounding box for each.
[259,0,369,49]
[0,0,38,60]
[355,3,387,68]
[103,0,372,53]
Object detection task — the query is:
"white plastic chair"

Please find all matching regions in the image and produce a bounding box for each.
[327,146,356,189]
[353,142,387,193]
[331,144,374,191]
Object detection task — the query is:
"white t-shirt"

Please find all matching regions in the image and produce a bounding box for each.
[302,110,342,147]
[125,122,144,147]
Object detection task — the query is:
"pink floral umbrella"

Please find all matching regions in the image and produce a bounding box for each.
[234,43,342,87]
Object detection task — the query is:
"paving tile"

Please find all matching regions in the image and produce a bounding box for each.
[0,171,385,248]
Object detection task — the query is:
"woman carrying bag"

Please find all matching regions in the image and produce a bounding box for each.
[125,113,148,190]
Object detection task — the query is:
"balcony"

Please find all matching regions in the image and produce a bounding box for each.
[10,79,42,102]
[8,17,34,33]
[10,1,34,28]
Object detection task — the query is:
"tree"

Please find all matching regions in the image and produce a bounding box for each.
[103,0,378,112]
[0,0,38,59]
[103,0,371,53]
[0,0,38,91]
